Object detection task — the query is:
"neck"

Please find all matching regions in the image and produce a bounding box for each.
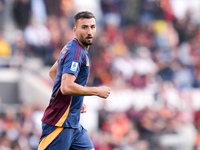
[74,38,89,50]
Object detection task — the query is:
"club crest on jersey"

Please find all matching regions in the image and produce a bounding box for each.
[71,61,78,71]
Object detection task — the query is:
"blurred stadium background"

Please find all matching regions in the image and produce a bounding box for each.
[1,0,200,150]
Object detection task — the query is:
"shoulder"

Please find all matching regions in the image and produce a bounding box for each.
[61,40,79,54]
[59,40,75,59]
[60,39,86,62]
[61,40,74,53]
[69,40,85,61]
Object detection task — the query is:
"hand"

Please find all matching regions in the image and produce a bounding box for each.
[97,86,111,99]
[81,103,87,113]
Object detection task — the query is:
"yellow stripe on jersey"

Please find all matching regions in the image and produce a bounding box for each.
[55,99,72,126]
[38,127,64,150]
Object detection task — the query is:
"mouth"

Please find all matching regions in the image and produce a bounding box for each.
[86,36,93,40]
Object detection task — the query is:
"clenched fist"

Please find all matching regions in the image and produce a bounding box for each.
[97,86,111,99]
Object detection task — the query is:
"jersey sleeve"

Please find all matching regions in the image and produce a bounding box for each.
[62,44,83,77]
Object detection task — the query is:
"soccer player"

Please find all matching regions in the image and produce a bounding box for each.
[38,11,111,150]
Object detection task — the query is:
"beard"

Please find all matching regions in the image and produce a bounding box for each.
[80,35,93,47]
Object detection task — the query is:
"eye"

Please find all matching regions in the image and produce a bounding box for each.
[91,26,96,29]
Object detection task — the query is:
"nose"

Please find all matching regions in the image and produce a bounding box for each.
[87,28,92,35]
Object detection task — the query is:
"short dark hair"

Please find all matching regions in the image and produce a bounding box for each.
[74,11,95,26]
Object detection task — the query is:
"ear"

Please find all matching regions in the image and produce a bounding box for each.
[73,27,76,33]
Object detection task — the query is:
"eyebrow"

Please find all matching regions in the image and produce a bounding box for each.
[81,24,96,27]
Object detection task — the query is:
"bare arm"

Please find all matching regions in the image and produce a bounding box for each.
[60,73,110,99]
[49,61,58,82]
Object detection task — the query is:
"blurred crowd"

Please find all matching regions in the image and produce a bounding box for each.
[1,0,200,150]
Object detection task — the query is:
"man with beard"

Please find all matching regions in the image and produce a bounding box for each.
[38,11,111,150]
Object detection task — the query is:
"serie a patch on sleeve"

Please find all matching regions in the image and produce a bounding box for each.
[70,61,78,71]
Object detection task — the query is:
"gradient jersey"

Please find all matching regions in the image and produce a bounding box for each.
[41,38,90,128]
